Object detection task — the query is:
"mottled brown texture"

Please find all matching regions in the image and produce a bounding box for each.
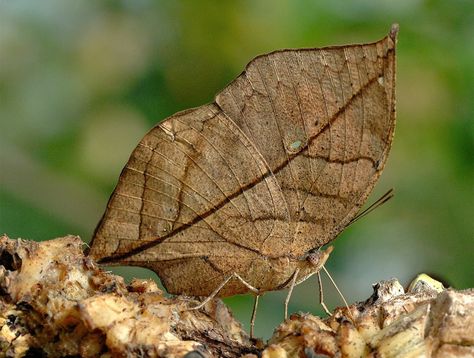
[263,279,474,358]
[0,235,254,358]
[89,25,398,297]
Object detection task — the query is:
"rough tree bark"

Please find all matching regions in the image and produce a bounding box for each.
[0,235,472,358]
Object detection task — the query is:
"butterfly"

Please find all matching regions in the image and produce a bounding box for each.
[88,24,398,336]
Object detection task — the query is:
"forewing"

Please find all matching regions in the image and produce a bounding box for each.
[216,28,397,255]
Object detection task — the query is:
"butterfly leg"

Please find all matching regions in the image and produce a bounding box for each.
[190,272,259,311]
[231,274,261,338]
[190,274,235,311]
[284,268,300,319]
[250,294,260,339]
[321,266,355,322]
[317,271,332,315]
[190,272,261,338]
[234,272,260,294]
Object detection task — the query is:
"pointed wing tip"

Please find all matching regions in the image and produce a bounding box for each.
[389,23,400,41]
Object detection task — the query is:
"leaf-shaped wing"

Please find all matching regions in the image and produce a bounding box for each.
[89,26,397,296]
[217,28,396,255]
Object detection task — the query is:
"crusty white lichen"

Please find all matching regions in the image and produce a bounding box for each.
[0,235,252,358]
[259,279,474,358]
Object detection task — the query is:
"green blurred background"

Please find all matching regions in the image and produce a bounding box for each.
[1,0,472,338]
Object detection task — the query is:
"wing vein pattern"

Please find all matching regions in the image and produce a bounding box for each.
[89,30,397,297]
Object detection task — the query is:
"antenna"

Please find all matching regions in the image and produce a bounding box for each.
[347,189,394,226]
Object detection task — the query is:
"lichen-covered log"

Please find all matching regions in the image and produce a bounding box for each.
[0,235,473,358]
[261,280,474,358]
[0,235,254,358]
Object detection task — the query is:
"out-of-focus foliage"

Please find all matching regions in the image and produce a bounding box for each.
[1,0,472,338]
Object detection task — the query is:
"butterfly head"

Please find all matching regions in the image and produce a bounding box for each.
[305,245,334,270]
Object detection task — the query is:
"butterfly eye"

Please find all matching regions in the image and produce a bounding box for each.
[306,252,321,267]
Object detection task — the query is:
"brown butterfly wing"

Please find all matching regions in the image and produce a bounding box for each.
[216,29,397,256]
[89,27,397,296]
[89,103,292,295]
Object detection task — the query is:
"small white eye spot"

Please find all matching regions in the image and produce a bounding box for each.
[378,76,384,85]
[287,140,303,153]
